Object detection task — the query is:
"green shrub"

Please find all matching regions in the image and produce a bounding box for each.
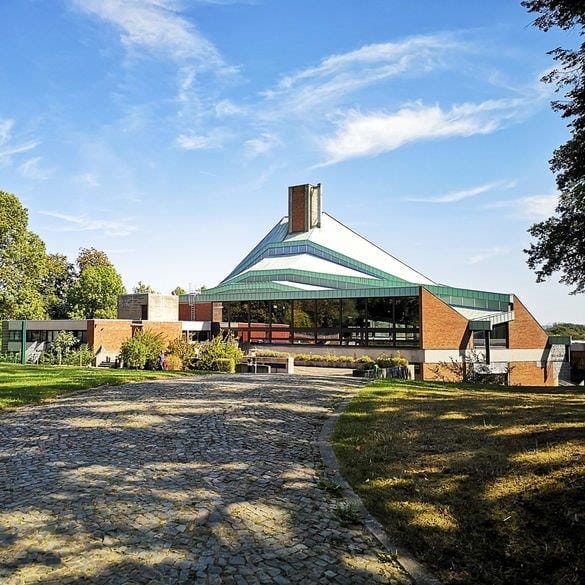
[197,333,244,372]
[356,355,374,364]
[376,353,393,368]
[390,351,409,367]
[63,344,94,366]
[0,352,20,364]
[167,337,198,369]
[120,330,166,370]
[165,354,183,371]
[255,349,289,358]
[213,357,236,373]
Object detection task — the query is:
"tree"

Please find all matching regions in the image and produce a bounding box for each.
[546,322,585,337]
[42,253,76,319]
[523,1,585,293]
[51,330,78,365]
[0,191,47,319]
[171,286,187,296]
[76,247,112,272]
[133,281,158,294]
[67,265,126,319]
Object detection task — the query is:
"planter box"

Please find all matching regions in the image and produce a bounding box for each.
[295,360,355,368]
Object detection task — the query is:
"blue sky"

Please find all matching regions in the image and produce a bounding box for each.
[1,0,583,323]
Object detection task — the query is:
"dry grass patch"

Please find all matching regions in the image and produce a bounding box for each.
[332,379,585,585]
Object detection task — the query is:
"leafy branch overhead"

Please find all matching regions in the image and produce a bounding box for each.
[522,0,585,293]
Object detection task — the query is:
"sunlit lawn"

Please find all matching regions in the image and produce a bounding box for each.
[0,364,206,411]
[332,379,585,585]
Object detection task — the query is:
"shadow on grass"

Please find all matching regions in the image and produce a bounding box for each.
[333,379,585,585]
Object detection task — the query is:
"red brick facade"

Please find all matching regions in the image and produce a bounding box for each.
[289,185,307,233]
[420,288,471,350]
[508,295,549,349]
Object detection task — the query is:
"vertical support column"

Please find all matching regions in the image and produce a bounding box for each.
[484,330,491,365]
[20,320,27,365]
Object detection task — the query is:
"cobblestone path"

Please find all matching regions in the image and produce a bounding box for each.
[0,375,410,584]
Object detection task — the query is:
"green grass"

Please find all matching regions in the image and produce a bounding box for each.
[332,379,585,585]
[0,364,206,411]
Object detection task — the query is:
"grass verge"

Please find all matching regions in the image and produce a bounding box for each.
[0,364,206,411]
[332,378,585,585]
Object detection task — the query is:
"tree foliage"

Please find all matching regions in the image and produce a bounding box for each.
[76,247,112,272]
[545,321,585,337]
[120,330,166,369]
[133,281,158,294]
[67,265,126,319]
[522,0,585,293]
[42,253,76,319]
[171,286,187,296]
[0,191,47,319]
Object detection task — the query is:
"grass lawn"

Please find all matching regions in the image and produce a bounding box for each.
[332,379,585,585]
[0,364,206,411]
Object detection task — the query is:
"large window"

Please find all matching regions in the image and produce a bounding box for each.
[222,296,420,348]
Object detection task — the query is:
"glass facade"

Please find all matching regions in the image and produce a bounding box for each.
[221,296,420,347]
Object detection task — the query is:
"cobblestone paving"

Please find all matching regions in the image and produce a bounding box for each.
[0,375,411,584]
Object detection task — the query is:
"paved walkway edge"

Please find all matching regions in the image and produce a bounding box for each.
[318,392,443,585]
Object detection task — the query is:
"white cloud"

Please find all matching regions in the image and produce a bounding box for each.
[486,194,559,221]
[18,157,53,181]
[0,119,40,166]
[215,99,244,117]
[404,179,517,203]
[262,33,466,116]
[467,246,507,265]
[73,172,101,187]
[39,211,138,237]
[72,0,226,68]
[176,128,228,150]
[319,98,533,165]
[244,132,281,157]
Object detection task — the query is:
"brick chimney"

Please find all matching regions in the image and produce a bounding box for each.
[288,183,322,234]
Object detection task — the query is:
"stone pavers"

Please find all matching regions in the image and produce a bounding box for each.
[0,375,411,584]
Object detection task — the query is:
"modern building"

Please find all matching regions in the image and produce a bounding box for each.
[179,183,571,386]
[1,183,573,385]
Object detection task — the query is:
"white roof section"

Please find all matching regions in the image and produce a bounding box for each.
[284,213,436,285]
[241,254,376,279]
[452,307,506,321]
[273,281,333,291]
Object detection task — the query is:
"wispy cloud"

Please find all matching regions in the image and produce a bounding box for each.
[485,193,559,221]
[73,172,100,187]
[0,119,40,165]
[262,33,467,117]
[176,128,229,150]
[215,99,245,117]
[319,97,538,165]
[18,157,53,181]
[72,0,227,67]
[404,179,517,203]
[244,132,281,157]
[467,246,507,265]
[39,210,138,237]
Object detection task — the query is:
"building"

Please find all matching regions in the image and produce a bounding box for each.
[179,183,571,386]
[1,294,210,366]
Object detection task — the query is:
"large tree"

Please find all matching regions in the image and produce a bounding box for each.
[133,281,158,294]
[0,191,47,319]
[42,253,76,319]
[67,248,126,319]
[523,0,585,293]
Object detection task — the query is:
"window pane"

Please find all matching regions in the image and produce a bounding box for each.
[341,329,367,346]
[341,298,367,328]
[368,329,393,345]
[395,331,420,347]
[293,330,315,344]
[368,297,393,328]
[316,299,340,328]
[293,300,316,328]
[250,301,270,343]
[229,301,249,325]
[316,329,340,345]
[395,297,419,328]
[271,301,292,343]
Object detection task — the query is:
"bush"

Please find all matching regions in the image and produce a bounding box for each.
[390,351,409,367]
[376,353,393,368]
[197,333,244,372]
[167,337,198,369]
[213,357,236,373]
[356,355,374,364]
[120,330,166,370]
[0,352,20,364]
[164,354,183,371]
[255,349,289,358]
[63,344,94,366]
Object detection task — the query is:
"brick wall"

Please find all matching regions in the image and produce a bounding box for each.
[509,361,554,386]
[508,296,549,349]
[179,303,192,321]
[88,320,133,353]
[289,185,306,233]
[420,288,471,350]
[421,362,463,382]
[143,321,182,342]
